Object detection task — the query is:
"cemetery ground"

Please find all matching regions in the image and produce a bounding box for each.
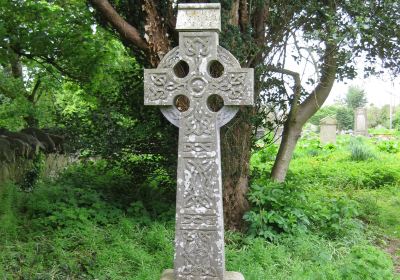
[1,135,399,279]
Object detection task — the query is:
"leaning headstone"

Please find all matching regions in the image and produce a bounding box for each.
[319,116,337,144]
[354,107,368,136]
[144,3,252,280]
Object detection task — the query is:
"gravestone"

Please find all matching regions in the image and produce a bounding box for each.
[319,116,337,144]
[144,3,253,280]
[354,107,368,136]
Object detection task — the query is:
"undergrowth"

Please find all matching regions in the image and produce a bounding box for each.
[247,135,400,278]
[1,135,399,279]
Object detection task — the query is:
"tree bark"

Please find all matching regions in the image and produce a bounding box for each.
[90,0,264,231]
[10,53,23,78]
[89,0,149,51]
[270,42,338,182]
[270,122,301,182]
[221,107,254,231]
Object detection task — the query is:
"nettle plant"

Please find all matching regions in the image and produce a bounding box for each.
[244,177,360,240]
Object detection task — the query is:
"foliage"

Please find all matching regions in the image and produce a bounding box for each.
[367,104,394,129]
[1,154,398,279]
[354,186,400,238]
[336,106,354,130]
[307,103,353,132]
[249,135,400,244]
[293,156,399,190]
[244,158,359,240]
[376,140,400,154]
[250,142,279,173]
[0,159,177,279]
[308,105,339,126]
[292,134,337,158]
[340,245,396,280]
[245,177,360,241]
[0,1,179,192]
[0,0,107,128]
[244,181,310,240]
[19,152,45,191]
[349,137,375,161]
[285,138,400,189]
[345,86,367,110]
[394,110,400,130]
[229,233,396,280]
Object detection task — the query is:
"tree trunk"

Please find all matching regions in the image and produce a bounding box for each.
[270,42,338,182]
[10,53,23,78]
[221,107,254,231]
[270,120,302,182]
[89,0,262,231]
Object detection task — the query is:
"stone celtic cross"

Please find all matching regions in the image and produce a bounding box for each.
[144,3,253,280]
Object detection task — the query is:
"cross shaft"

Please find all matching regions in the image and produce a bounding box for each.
[144,4,253,279]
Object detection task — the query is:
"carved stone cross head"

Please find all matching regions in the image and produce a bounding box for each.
[144,3,253,280]
[144,4,253,129]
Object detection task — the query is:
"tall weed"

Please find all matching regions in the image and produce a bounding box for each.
[349,137,375,161]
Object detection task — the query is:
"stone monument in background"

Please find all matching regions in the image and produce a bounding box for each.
[144,3,252,280]
[319,116,337,144]
[354,107,368,136]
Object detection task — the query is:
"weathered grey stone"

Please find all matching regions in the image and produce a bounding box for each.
[144,3,252,280]
[160,269,245,280]
[320,116,337,144]
[354,107,368,136]
[176,3,221,32]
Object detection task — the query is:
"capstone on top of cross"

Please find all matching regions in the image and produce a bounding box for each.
[176,3,221,32]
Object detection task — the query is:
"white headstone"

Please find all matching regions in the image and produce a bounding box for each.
[354,107,368,136]
[320,116,337,144]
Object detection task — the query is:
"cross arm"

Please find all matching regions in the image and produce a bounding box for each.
[144,69,185,106]
[209,68,254,106]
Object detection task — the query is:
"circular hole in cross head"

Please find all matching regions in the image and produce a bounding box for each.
[174,95,190,112]
[207,94,224,112]
[208,60,224,78]
[173,60,189,78]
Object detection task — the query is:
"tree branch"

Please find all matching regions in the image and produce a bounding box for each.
[229,0,240,26]
[30,78,42,104]
[89,0,149,51]
[267,66,302,118]
[297,42,338,124]
[291,31,320,80]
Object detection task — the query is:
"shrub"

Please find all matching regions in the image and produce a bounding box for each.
[244,181,310,240]
[293,136,338,159]
[0,162,175,279]
[305,191,360,239]
[289,157,400,189]
[244,178,360,240]
[339,245,394,280]
[376,140,400,154]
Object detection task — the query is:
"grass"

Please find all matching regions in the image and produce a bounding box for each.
[0,135,399,279]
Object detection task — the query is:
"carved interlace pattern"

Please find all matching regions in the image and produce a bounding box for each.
[183,36,210,57]
[144,31,253,280]
[181,230,218,278]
